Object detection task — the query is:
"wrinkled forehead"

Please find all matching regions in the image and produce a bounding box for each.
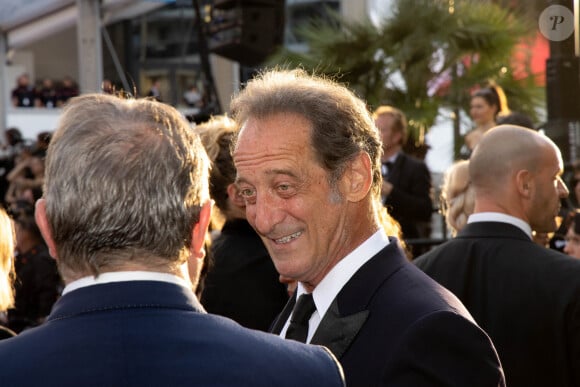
[233,114,318,180]
[235,113,312,150]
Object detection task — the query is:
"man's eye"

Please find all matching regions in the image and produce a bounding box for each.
[240,188,255,198]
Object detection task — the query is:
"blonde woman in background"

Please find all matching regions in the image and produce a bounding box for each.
[440,160,474,236]
[0,208,16,339]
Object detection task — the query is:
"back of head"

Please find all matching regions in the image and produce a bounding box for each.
[195,115,238,216]
[230,68,383,207]
[441,160,474,234]
[469,125,547,195]
[44,94,210,278]
[0,208,14,312]
[6,128,23,147]
[495,111,534,129]
[13,206,43,246]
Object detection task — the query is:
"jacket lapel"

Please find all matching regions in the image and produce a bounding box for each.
[310,239,407,358]
[387,153,404,184]
[458,221,532,241]
[310,299,369,358]
[271,290,369,358]
[270,293,296,335]
[271,239,407,358]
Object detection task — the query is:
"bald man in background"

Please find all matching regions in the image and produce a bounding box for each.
[415,125,580,387]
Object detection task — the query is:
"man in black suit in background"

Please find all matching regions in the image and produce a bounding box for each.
[373,106,433,253]
[415,125,580,387]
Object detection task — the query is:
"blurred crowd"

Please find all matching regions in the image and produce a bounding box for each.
[0,126,60,335]
[11,73,79,109]
[2,70,580,387]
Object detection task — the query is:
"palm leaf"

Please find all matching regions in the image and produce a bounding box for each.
[266,0,542,156]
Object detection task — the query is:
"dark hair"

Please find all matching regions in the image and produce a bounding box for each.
[13,209,42,242]
[471,84,509,118]
[6,128,23,146]
[7,199,35,220]
[495,111,534,129]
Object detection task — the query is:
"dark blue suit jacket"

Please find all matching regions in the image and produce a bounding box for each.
[415,221,580,387]
[272,239,505,386]
[0,280,344,387]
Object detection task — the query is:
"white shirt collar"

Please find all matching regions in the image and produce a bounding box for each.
[62,271,192,295]
[282,229,389,342]
[467,212,532,239]
[383,152,399,164]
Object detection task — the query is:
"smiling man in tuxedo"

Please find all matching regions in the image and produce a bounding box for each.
[231,69,505,387]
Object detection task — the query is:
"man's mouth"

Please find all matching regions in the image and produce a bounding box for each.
[274,231,302,244]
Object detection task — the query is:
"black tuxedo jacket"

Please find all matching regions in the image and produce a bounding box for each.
[384,152,433,240]
[202,219,288,331]
[272,239,505,387]
[415,221,580,387]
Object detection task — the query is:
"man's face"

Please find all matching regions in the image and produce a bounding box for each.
[375,114,401,151]
[564,224,580,258]
[233,113,351,289]
[529,146,568,233]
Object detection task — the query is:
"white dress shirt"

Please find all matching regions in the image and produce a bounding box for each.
[280,229,390,343]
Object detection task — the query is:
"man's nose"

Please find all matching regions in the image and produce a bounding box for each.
[249,192,285,235]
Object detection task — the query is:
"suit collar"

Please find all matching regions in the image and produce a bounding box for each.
[335,239,407,314]
[457,221,532,242]
[270,292,295,335]
[62,271,191,295]
[385,152,408,183]
[270,281,369,359]
[312,240,407,357]
[48,281,204,322]
[271,239,407,358]
[467,212,532,239]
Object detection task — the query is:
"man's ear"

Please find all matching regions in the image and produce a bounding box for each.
[515,169,533,198]
[35,199,58,260]
[191,200,212,258]
[186,200,212,290]
[343,152,373,203]
[227,183,245,209]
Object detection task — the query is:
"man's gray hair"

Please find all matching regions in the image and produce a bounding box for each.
[44,94,210,278]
